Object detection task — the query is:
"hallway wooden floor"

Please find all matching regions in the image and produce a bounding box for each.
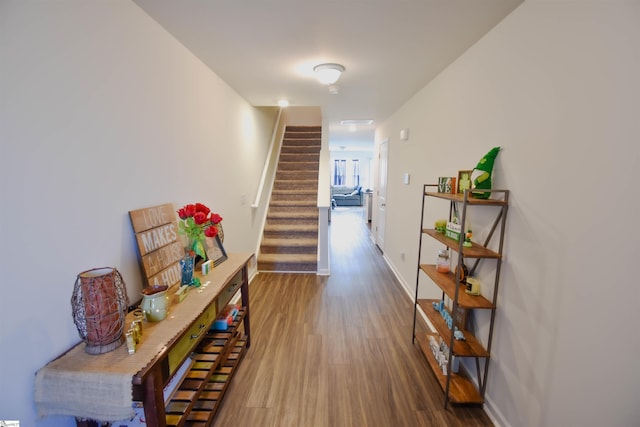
[214,207,493,427]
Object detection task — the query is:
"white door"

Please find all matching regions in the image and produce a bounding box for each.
[375,139,388,250]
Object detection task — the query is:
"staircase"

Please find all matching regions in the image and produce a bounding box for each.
[257,126,321,272]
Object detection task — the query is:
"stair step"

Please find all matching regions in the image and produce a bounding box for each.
[263,230,317,239]
[266,219,318,228]
[280,153,320,162]
[278,161,319,171]
[283,132,321,139]
[285,126,321,132]
[267,208,318,219]
[257,253,317,272]
[260,237,317,247]
[260,238,318,254]
[275,171,318,181]
[282,139,321,147]
[273,181,318,191]
[269,200,317,208]
[263,223,318,233]
[257,254,317,263]
[270,196,317,205]
[272,189,317,195]
[281,145,321,154]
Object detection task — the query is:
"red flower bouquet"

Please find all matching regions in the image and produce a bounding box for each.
[177,203,223,259]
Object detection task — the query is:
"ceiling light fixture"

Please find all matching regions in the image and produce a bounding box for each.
[313,63,345,85]
[277,99,289,107]
[340,119,374,126]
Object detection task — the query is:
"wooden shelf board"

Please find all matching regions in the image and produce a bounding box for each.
[417,299,489,358]
[165,309,247,427]
[419,264,494,309]
[415,334,484,404]
[423,229,501,259]
[424,191,508,206]
[186,338,247,424]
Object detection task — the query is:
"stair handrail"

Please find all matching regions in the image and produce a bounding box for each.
[252,107,283,208]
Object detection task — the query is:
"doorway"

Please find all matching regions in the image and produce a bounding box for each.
[375,139,388,251]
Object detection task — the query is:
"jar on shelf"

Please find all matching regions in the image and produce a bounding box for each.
[436,249,451,273]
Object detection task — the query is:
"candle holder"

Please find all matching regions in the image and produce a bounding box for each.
[71,267,129,354]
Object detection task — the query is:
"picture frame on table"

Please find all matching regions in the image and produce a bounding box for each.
[457,170,473,194]
[204,234,228,266]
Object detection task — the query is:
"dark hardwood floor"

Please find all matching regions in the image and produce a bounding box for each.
[214,207,493,426]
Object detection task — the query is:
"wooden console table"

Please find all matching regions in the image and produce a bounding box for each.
[35,252,252,427]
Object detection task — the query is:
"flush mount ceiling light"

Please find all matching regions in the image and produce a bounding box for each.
[340,119,374,126]
[313,63,345,85]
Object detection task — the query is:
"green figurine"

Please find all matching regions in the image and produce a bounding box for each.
[471,146,500,199]
[463,229,473,247]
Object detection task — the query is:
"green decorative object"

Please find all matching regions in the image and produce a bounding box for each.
[445,221,461,242]
[463,229,473,247]
[471,147,500,199]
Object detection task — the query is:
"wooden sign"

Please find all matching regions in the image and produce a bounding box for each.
[129,203,176,233]
[146,262,182,289]
[129,203,183,288]
[134,222,179,257]
[141,241,184,277]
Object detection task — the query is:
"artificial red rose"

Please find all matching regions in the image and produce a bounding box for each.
[177,204,197,219]
[193,211,208,225]
[204,225,218,238]
[210,213,223,224]
[194,203,210,216]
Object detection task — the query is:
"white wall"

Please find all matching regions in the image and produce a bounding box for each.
[0,2,275,425]
[376,1,640,426]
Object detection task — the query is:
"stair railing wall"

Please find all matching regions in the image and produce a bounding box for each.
[316,122,331,275]
[252,107,284,208]
[252,109,287,263]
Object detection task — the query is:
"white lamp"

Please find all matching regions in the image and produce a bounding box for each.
[313,63,345,85]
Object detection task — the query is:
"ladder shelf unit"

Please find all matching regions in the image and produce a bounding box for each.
[412,185,509,407]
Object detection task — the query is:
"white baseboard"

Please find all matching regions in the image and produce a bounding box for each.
[316,267,330,276]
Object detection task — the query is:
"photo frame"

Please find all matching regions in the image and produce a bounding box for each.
[204,234,228,267]
[457,170,473,194]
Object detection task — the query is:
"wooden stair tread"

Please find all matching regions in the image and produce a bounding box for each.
[258,253,317,262]
[271,190,317,195]
[268,200,317,208]
[266,213,319,220]
[264,224,318,232]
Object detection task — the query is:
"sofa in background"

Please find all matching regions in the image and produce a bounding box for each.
[331,185,363,207]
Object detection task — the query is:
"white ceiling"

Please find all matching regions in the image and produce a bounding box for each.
[133,0,523,151]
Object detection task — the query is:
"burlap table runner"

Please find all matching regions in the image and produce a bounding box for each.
[35,253,250,422]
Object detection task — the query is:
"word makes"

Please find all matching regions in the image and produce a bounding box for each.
[139,223,177,254]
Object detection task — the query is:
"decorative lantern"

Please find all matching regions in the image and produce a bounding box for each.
[71,267,129,355]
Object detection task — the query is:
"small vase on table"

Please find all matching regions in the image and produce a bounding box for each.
[180,251,195,286]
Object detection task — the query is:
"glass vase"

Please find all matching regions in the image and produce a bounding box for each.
[180,253,195,286]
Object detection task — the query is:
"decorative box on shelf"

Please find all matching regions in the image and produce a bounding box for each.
[438,177,456,194]
[445,221,461,241]
[212,304,240,331]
